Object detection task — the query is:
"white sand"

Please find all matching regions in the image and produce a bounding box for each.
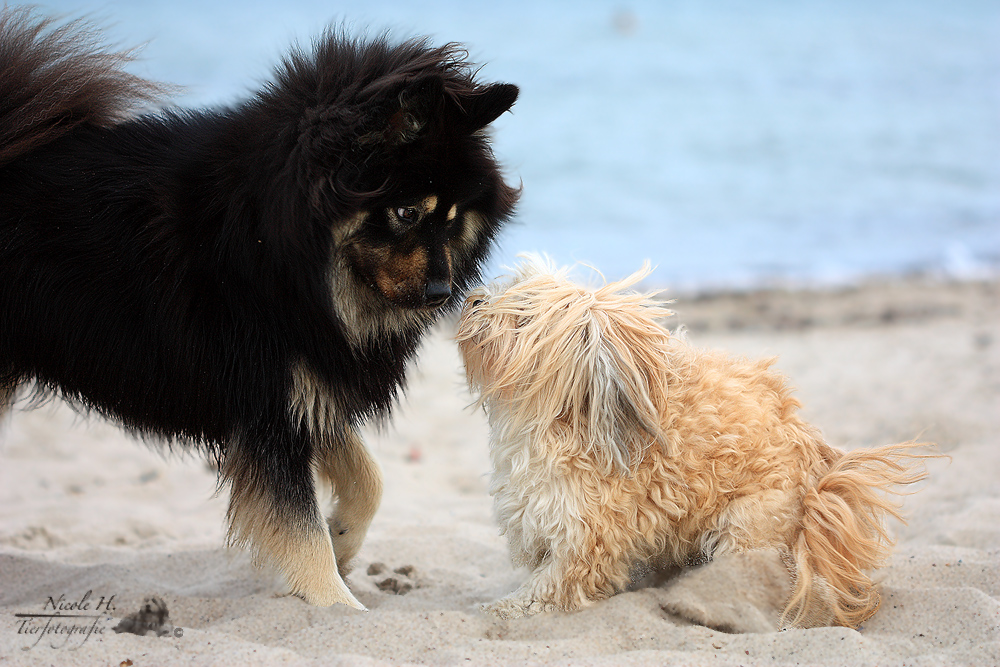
[1,278,997,666]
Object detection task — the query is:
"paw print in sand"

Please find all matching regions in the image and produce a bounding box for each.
[367,562,419,595]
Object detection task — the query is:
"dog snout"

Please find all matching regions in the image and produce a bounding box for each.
[423,279,452,308]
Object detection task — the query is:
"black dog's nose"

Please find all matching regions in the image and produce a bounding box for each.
[424,279,452,308]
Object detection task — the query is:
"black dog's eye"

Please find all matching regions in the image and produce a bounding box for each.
[395,206,419,224]
[471,299,484,307]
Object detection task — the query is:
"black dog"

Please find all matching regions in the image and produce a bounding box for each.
[0,8,518,607]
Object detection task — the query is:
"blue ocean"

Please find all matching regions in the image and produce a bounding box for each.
[38,0,1000,289]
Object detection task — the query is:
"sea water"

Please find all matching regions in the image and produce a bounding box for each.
[37,0,1000,289]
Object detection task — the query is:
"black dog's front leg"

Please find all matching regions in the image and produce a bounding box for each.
[222,416,364,608]
[315,426,384,575]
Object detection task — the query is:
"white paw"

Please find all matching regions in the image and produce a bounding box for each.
[481,595,556,619]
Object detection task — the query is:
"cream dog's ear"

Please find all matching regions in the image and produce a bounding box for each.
[584,316,670,474]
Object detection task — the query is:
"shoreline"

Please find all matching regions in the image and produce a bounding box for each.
[666,274,999,334]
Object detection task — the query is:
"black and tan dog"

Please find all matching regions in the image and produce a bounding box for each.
[0,8,518,608]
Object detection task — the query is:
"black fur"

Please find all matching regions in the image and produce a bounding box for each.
[0,7,518,602]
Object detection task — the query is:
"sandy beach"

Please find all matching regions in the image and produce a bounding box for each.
[1,276,997,666]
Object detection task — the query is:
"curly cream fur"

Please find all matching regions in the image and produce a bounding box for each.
[456,257,934,628]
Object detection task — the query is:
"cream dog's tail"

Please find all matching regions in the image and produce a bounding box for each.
[781,441,936,629]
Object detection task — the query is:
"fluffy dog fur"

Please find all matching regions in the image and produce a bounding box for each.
[0,7,518,608]
[457,258,933,628]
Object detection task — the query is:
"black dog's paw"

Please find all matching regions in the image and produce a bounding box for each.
[367,562,419,595]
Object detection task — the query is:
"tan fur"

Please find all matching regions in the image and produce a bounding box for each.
[222,361,384,607]
[0,380,16,418]
[373,246,430,303]
[419,195,439,214]
[286,361,384,575]
[456,256,936,628]
[316,428,384,574]
[289,360,339,436]
[456,210,488,253]
[329,244,437,344]
[222,442,365,609]
[331,211,368,247]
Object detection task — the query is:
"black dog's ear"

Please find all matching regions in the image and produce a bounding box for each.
[348,74,445,149]
[371,79,517,144]
[458,83,518,132]
[381,74,446,146]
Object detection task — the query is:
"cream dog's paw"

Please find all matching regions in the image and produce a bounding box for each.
[481,595,556,619]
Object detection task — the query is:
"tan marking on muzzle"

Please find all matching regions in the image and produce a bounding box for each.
[374,246,430,305]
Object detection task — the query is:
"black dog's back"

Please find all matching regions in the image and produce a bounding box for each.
[0,7,519,606]
[3,118,224,442]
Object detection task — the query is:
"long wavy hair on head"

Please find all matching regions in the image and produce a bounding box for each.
[457,256,678,474]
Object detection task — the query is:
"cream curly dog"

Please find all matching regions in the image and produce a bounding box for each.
[457,257,932,629]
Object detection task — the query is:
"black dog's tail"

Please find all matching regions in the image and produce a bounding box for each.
[0,6,164,165]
